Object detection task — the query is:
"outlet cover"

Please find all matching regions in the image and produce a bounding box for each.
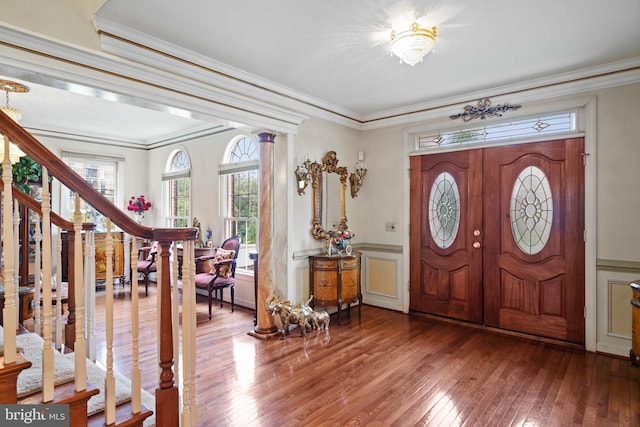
[385,222,397,232]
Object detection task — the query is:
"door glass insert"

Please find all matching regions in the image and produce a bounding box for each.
[429,172,460,249]
[510,166,553,254]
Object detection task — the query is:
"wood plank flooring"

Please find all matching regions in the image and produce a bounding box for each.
[52,284,640,426]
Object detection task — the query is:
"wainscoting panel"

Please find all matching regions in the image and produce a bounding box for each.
[361,250,403,311]
[596,262,639,357]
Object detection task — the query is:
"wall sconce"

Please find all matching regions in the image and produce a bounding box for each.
[295,155,311,195]
[349,152,367,198]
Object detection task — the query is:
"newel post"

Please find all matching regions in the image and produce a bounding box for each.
[249,131,279,339]
[155,240,179,426]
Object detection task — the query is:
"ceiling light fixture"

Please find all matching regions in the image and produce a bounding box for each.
[0,79,29,163]
[390,22,437,66]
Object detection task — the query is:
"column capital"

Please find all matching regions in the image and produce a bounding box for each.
[256,132,276,144]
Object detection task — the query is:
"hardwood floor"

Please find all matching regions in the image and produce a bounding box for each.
[75,285,640,426]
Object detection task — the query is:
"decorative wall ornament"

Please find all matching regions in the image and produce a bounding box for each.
[449,98,521,122]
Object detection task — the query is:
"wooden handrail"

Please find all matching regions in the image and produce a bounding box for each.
[0,110,197,242]
[0,180,95,231]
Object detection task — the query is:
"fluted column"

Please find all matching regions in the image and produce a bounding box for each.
[249,132,279,339]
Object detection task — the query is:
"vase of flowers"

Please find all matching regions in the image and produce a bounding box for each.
[328,229,355,255]
[127,195,151,224]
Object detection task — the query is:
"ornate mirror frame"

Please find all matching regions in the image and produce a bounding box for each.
[311,151,348,239]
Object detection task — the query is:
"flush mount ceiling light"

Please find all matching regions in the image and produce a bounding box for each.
[390,22,437,66]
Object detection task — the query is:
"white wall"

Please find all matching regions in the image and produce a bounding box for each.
[594,83,640,260]
[291,117,362,253]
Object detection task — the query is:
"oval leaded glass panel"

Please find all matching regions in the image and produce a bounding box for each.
[510,166,553,255]
[429,172,460,249]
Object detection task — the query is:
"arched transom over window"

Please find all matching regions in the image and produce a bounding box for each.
[171,150,190,171]
[230,136,258,162]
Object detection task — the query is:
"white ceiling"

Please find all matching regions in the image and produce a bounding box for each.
[3,0,640,146]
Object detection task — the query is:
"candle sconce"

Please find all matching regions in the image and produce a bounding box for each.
[295,157,311,195]
[349,152,367,198]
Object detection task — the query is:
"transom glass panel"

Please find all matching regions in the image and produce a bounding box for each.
[510,166,553,255]
[429,172,460,249]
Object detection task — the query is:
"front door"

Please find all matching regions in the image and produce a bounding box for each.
[409,149,484,323]
[410,138,585,344]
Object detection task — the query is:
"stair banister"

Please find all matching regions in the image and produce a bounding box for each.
[1,103,198,427]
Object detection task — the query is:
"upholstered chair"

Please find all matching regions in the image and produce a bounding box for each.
[194,235,241,320]
[136,241,158,296]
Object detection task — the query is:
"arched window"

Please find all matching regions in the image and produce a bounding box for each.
[219,136,259,272]
[163,149,191,228]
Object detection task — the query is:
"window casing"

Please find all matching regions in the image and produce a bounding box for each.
[164,150,191,228]
[220,136,258,273]
[62,153,121,232]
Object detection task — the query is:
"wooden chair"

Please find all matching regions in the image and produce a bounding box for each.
[136,242,157,296]
[194,235,241,320]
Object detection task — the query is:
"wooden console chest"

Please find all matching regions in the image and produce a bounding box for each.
[309,252,362,325]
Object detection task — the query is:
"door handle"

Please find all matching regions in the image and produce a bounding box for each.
[473,242,481,249]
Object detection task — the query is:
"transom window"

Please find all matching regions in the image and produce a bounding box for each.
[417,111,576,150]
[220,136,259,273]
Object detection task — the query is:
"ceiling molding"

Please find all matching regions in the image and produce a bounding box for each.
[93,16,361,128]
[0,21,638,139]
[360,58,640,131]
[93,18,640,133]
[0,23,309,136]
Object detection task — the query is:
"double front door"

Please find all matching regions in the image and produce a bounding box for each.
[409,138,585,344]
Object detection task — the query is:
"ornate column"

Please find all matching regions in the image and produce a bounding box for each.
[249,132,279,339]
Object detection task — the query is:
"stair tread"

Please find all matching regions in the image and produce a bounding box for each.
[88,400,153,427]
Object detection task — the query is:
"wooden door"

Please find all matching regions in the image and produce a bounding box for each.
[410,138,585,344]
[410,150,484,323]
[483,138,585,344]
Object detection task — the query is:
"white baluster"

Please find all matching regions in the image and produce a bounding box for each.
[40,165,54,402]
[13,202,19,326]
[34,218,42,335]
[1,135,17,364]
[55,227,63,350]
[84,229,96,361]
[73,193,87,391]
[104,221,115,425]
[130,236,141,413]
[172,240,180,389]
[181,239,198,426]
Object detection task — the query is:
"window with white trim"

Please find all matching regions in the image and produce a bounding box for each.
[163,150,191,228]
[62,152,121,232]
[219,136,258,273]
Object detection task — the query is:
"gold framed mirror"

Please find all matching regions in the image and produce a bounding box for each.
[311,151,348,239]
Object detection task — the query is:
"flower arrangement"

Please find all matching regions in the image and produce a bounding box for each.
[127,195,152,214]
[329,229,355,247]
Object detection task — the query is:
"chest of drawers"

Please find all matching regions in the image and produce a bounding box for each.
[308,252,362,325]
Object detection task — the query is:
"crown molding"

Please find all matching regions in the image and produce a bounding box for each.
[93,17,361,128]
[1,22,639,137]
[360,57,640,131]
[0,23,309,135]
